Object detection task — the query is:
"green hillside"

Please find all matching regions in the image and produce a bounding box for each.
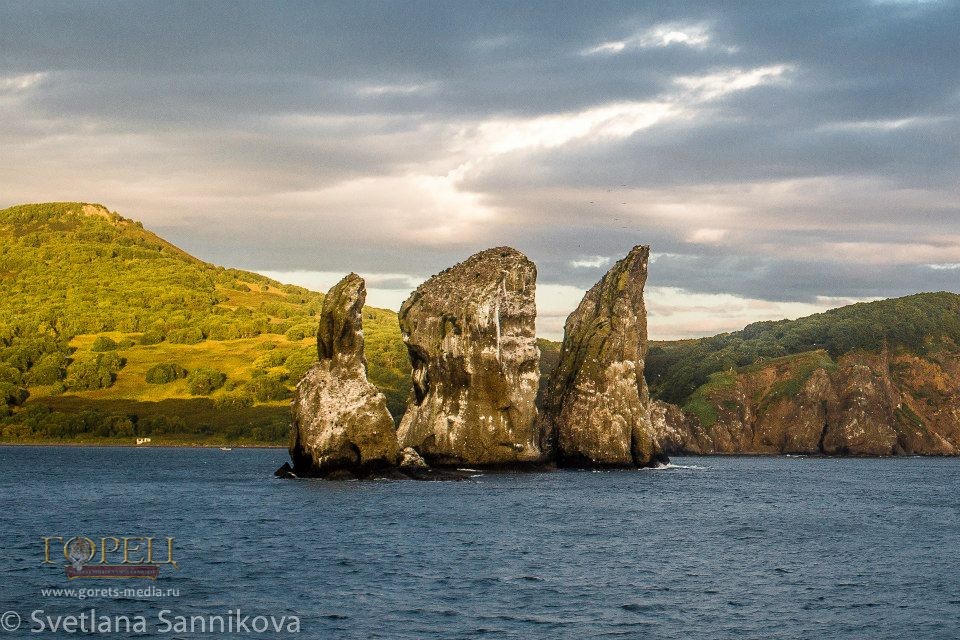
[0,202,410,445]
[4,201,955,447]
[646,292,960,405]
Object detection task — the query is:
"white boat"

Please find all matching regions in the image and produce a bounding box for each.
[219,447,232,451]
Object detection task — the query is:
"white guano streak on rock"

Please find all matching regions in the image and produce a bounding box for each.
[494,282,502,364]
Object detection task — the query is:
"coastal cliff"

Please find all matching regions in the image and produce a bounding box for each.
[651,294,960,456]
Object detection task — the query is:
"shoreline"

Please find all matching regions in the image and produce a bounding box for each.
[0,442,956,460]
[0,442,286,449]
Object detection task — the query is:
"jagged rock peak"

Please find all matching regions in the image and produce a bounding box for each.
[316,272,365,363]
[397,246,543,466]
[541,245,667,467]
[289,273,399,477]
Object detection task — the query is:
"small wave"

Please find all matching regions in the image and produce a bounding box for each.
[642,462,707,471]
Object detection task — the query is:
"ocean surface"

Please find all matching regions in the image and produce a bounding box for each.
[1,447,958,639]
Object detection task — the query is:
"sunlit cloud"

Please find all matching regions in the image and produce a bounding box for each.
[460,101,682,155]
[532,283,880,341]
[276,172,497,246]
[819,116,948,131]
[257,270,421,311]
[0,72,48,92]
[582,22,715,56]
[279,63,795,249]
[448,64,792,175]
[569,256,612,269]
[673,65,793,101]
[355,82,435,96]
[686,228,728,245]
[646,288,879,340]
[536,283,589,338]
[813,240,960,265]
[2,2,958,339]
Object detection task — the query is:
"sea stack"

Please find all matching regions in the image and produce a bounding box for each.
[540,245,667,467]
[396,247,542,466]
[288,273,399,477]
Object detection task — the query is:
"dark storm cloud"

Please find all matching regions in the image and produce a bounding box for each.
[1,0,959,321]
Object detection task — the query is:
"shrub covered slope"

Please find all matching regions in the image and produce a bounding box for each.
[0,202,410,444]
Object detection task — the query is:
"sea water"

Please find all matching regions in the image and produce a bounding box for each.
[1,446,958,638]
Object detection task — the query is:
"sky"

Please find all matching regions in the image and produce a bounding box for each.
[1,0,958,339]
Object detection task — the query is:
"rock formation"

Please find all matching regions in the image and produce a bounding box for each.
[396,247,543,466]
[649,399,711,455]
[288,273,399,476]
[655,348,960,456]
[539,245,667,467]
[399,446,429,470]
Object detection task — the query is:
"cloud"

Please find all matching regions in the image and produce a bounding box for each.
[355,83,435,97]
[1,1,959,338]
[582,22,715,56]
[819,116,947,131]
[673,65,792,101]
[460,101,682,155]
[569,256,612,269]
[536,283,588,339]
[275,172,497,246]
[0,72,47,92]
[686,228,728,245]
[645,287,879,340]
[256,270,421,311]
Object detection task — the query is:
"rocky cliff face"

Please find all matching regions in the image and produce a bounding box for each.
[396,247,542,466]
[539,246,667,467]
[649,399,711,455]
[289,273,399,476]
[657,347,960,456]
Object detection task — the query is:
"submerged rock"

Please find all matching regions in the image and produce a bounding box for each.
[396,247,543,466]
[273,462,297,479]
[540,245,667,467]
[399,446,429,470]
[288,273,399,477]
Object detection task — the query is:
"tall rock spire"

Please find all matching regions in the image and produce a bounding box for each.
[540,246,667,467]
[288,273,399,477]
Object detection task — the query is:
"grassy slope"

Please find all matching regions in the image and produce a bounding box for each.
[0,202,409,445]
